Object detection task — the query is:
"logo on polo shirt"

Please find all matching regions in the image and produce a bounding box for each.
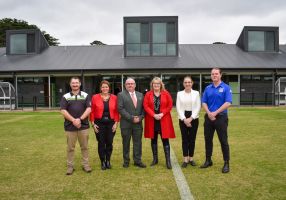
[219,88,224,93]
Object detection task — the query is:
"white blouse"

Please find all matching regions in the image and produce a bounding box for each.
[176,89,201,120]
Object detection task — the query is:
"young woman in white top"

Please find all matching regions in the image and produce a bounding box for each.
[176,76,201,168]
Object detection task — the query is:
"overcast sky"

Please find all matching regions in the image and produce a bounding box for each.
[1,0,286,45]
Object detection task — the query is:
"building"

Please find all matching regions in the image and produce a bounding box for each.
[0,16,286,109]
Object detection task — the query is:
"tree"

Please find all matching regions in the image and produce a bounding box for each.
[41,31,59,46]
[90,40,106,45]
[0,18,59,47]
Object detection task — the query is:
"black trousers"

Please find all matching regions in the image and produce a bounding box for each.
[179,118,199,157]
[204,114,230,161]
[151,131,169,146]
[95,120,115,162]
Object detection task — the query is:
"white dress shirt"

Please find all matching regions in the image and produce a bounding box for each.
[176,89,201,120]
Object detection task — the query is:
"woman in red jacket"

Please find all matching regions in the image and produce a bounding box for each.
[90,80,119,170]
[143,77,175,169]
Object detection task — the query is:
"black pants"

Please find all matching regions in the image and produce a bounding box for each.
[151,131,169,146]
[204,114,230,161]
[95,120,115,162]
[179,118,199,157]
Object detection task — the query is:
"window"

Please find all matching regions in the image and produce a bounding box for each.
[265,32,275,51]
[10,33,35,54]
[10,34,27,54]
[248,31,275,52]
[126,23,150,56]
[152,23,176,56]
[125,18,177,57]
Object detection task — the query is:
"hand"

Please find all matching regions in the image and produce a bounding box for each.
[112,123,117,133]
[93,124,99,133]
[158,113,164,118]
[72,118,81,129]
[183,118,192,127]
[207,112,216,121]
[154,114,161,120]
[133,116,140,123]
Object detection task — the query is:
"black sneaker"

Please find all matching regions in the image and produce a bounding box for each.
[189,160,197,166]
[181,162,188,168]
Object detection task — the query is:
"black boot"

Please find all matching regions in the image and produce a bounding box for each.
[150,144,158,166]
[106,160,111,169]
[101,161,106,170]
[200,157,213,168]
[222,161,230,173]
[163,145,172,169]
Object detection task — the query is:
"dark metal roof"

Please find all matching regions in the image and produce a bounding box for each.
[0,44,286,72]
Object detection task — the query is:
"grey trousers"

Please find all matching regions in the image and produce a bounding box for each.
[121,127,143,164]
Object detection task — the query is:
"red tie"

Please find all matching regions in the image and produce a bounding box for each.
[131,93,137,108]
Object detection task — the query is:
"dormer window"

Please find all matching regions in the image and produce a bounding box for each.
[248,31,275,52]
[124,16,178,57]
[10,33,35,54]
[6,29,49,55]
[236,26,279,52]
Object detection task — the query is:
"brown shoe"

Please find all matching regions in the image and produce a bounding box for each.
[66,167,74,175]
[82,165,92,173]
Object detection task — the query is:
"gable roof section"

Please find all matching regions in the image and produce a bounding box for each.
[0,44,286,72]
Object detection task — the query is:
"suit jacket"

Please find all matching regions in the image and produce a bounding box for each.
[143,90,175,139]
[117,90,144,129]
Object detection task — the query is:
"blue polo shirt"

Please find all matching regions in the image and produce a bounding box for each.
[202,81,232,114]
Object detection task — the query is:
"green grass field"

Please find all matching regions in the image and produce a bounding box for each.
[0,107,286,200]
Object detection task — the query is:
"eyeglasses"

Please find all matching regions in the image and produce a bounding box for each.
[184,82,192,84]
[126,83,135,85]
[153,83,161,85]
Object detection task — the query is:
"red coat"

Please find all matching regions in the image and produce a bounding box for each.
[143,90,175,139]
[90,94,120,122]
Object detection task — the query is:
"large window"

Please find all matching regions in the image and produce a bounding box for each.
[126,23,150,56]
[152,23,176,56]
[162,74,200,105]
[125,20,177,56]
[10,33,35,54]
[240,75,273,105]
[248,31,275,52]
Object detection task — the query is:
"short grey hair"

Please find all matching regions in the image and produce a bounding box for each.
[125,77,136,84]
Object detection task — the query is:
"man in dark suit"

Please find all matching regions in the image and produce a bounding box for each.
[117,78,146,168]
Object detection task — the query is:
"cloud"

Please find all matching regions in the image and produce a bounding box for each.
[1,0,286,45]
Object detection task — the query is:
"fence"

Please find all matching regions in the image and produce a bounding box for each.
[0,82,16,111]
[275,77,286,106]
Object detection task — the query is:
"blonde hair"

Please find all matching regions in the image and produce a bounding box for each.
[150,77,165,91]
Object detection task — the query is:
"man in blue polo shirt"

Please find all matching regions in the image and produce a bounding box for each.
[201,68,232,173]
[60,77,92,175]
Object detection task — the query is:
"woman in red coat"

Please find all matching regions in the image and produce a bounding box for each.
[143,77,175,169]
[90,80,119,170]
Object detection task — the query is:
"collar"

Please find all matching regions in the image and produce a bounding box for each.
[184,89,192,94]
[70,91,81,96]
[211,81,224,88]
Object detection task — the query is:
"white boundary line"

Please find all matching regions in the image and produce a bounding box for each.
[170,146,195,200]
